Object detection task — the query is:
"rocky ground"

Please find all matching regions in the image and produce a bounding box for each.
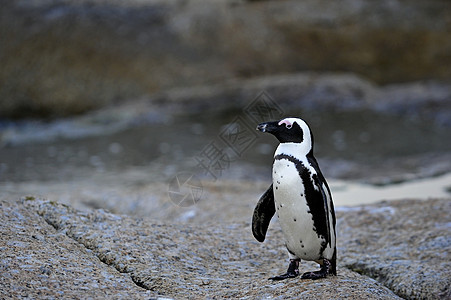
[1,187,449,299]
[338,199,451,299]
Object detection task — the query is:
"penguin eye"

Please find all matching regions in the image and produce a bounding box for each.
[278,119,293,129]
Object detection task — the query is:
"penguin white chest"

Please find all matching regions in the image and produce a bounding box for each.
[272,158,324,260]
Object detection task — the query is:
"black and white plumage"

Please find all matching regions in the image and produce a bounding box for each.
[252,117,336,280]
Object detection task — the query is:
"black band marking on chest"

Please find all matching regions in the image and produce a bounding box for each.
[275,153,331,253]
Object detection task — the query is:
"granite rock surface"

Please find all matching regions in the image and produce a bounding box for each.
[2,195,449,299]
[0,200,152,299]
[338,199,451,299]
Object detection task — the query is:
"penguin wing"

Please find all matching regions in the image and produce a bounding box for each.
[308,155,335,246]
[252,184,275,242]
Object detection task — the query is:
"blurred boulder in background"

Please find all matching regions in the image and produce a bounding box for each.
[0,0,450,119]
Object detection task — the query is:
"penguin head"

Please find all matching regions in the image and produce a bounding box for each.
[257,117,313,145]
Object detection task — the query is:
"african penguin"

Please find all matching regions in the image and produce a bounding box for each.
[252,117,336,280]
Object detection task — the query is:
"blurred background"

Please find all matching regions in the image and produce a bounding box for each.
[1,0,450,220]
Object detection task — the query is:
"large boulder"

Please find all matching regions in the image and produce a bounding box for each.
[1,0,450,118]
[1,195,448,298]
[338,199,451,299]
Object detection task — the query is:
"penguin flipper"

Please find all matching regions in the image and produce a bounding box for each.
[252,184,275,242]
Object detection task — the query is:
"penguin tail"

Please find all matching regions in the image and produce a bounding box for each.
[330,247,337,276]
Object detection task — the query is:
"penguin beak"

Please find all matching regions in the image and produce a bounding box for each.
[257,121,278,133]
[257,123,268,132]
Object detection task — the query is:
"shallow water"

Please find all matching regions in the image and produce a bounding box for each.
[0,108,450,183]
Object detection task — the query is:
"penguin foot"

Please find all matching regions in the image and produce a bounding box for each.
[269,272,299,281]
[301,258,331,280]
[269,259,300,281]
[301,270,327,280]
